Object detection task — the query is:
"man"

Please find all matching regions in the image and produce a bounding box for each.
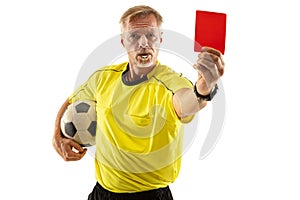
[53,5,224,200]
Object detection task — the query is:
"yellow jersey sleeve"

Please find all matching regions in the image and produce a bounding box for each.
[150,64,195,123]
[68,69,104,104]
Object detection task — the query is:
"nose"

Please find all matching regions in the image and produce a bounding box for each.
[138,34,149,48]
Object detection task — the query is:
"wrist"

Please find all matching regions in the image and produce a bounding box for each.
[194,83,218,101]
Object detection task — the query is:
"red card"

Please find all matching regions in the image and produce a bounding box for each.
[194,10,227,54]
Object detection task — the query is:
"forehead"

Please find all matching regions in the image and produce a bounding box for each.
[125,14,158,31]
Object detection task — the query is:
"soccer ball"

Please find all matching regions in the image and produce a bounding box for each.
[60,100,97,147]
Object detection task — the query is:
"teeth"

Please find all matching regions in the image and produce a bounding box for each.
[141,55,148,59]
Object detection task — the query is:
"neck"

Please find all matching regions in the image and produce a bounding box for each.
[126,63,155,82]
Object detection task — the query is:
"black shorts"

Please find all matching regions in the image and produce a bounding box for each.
[88,182,173,200]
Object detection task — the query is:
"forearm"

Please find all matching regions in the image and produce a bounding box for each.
[52,98,87,161]
[53,98,70,143]
[173,88,207,118]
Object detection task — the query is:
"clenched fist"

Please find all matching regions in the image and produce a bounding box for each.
[193,47,225,96]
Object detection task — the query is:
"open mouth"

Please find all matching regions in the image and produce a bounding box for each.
[137,53,152,61]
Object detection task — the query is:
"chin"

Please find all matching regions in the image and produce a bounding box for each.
[136,60,156,68]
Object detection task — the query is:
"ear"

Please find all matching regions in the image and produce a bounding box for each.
[121,38,125,47]
[160,32,163,43]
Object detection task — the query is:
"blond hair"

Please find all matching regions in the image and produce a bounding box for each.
[119,5,163,29]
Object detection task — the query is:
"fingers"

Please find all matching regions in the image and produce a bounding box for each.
[193,64,217,90]
[60,138,87,161]
[193,58,220,88]
[201,46,225,65]
[199,47,225,76]
[193,46,225,89]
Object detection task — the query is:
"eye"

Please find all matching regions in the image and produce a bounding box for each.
[128,33,140,41]
[146,32,155,40]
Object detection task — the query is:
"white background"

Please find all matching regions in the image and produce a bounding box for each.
[1,0,300,199]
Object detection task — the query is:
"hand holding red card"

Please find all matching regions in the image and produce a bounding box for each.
[194,10,227,54]
[193,10,226,96]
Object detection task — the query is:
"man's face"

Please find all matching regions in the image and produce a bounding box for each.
[121,14,162,68]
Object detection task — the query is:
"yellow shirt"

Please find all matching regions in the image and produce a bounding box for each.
[70,62,193,193]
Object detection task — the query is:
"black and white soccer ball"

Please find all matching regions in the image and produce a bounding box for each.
[60,100,97,147]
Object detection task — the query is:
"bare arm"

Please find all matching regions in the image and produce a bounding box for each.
[173,88,207,118]
[173,47,224,119]
[52,98,87,161]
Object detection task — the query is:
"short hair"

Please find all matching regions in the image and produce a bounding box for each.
[119,5,163,29]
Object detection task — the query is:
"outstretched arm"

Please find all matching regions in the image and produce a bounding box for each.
[173,88,207,118]
[52,98,87,161]
[173,47,224,118]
